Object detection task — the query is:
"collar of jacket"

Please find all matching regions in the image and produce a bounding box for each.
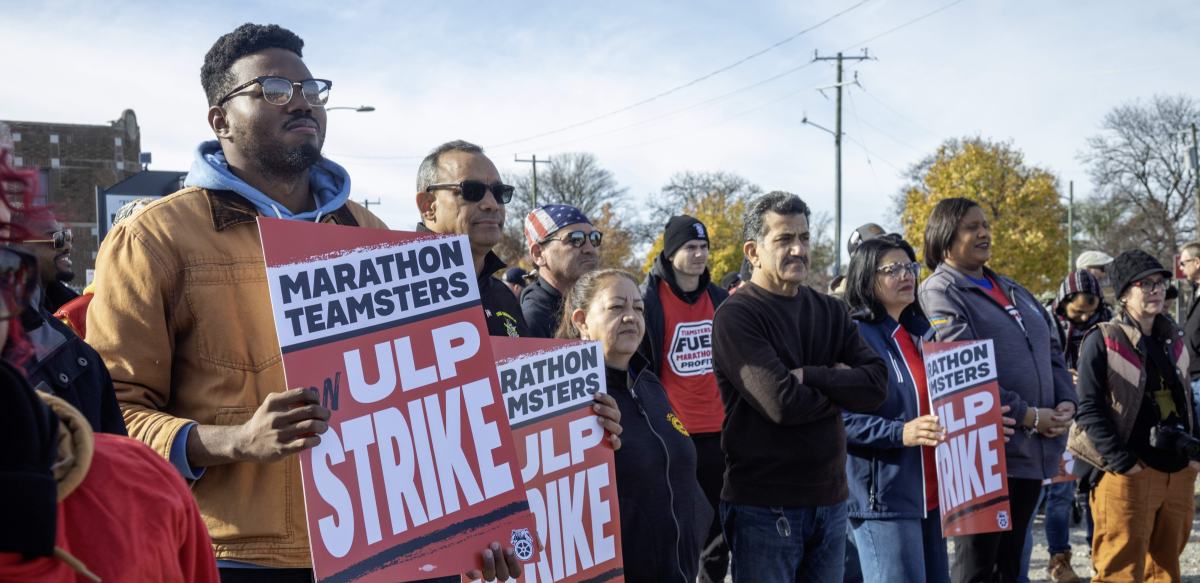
[414,222,508,279]
[206,189,356,232]
[650,252,710,304]
[877,307,934,341]
[936,262,1013,295]
[627,349,653,380]
[1112,311,1180,352]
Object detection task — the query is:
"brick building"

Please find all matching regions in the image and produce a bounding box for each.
[1,110,144,287]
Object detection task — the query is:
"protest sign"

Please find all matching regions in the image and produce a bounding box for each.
[492,337,625,583]
[258,218,536,583]
[1045,449,1078,485]
[923,339,1012,537]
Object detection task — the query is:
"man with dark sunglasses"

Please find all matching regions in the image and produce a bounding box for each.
[415,139,531,339]
[521,204,601,338]
[5,213,126,439]
[18,219,77,313]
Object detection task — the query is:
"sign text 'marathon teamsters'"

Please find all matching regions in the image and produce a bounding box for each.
[270,237,477,351]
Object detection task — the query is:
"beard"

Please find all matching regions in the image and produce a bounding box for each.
[55,267,75,282]
[237,119,324,181]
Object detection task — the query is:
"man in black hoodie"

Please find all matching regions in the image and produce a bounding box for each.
[415,140,530,338]
[639,214,730,583]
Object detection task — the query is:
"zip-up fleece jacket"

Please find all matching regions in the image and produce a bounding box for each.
[918,263,1077,481]
[609,352,712,583]
[87,187,387,568]
[637,254,728,379]
[843,308,935,519]
[520,278,564,338]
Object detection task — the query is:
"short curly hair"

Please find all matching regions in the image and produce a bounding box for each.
[201,23,304,106]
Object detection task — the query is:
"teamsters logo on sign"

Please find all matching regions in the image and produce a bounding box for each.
[668,320,713,377]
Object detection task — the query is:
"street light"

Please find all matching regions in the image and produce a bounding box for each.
[327,106,376,112]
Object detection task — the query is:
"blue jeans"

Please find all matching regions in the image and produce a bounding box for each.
[721,501,848,583]
[1043,481,1074,555]
[1017,482,1076,583]
[849,512,949,583]
[1191,378,1200,430]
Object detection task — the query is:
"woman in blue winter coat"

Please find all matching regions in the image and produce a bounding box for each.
[843,236,951,583]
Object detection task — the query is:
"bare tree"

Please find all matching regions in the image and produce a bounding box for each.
[498,152,634,270]
[650,170,762,226]
[1079,94,1200,264]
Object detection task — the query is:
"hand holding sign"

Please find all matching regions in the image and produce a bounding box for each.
[902,415,946,447]
[187,388,331,467]
[1000,406,1016,443]
[591,392,624,451]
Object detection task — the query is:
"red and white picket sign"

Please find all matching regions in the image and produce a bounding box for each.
[492,337,625,583]
[259,218,536,582]
[923,339,1013,537]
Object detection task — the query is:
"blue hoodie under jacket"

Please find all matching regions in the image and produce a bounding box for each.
[844,307,937,520]
[183,140,351,222]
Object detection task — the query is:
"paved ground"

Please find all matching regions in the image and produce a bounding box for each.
[719,490,1200,582]
[1018,491,1200,582]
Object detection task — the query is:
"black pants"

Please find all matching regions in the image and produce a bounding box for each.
[949,477,1043,583]
[219,568,457,583]
[693,431,730,583]
[218,568,314,583]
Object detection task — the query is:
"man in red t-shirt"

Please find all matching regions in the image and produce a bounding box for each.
[638,215,730,583]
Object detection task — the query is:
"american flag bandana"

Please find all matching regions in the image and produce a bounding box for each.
[524,204,591,250]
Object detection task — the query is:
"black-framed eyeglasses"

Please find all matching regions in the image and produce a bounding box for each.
[0,245,37,321]
[217,76,332,107]
[876,261,922,280]
[1131,279,1169,293]
[25,229,72,251]
[1181,257,1198,268]
[542,230,603,249]
[426,181,515,204]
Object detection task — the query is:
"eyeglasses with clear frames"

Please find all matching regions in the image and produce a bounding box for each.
[876,261,922,280]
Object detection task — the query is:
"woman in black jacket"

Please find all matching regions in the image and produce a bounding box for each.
[557,268,713,583]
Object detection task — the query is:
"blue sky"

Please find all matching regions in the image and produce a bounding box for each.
[5,0,1199,265]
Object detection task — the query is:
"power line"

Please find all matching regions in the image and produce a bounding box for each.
[598,81,821,153]
[856,86,941,138]
[841,0,971,51]
[847,90,885,196]
[842,134,901,170]
[502,62,824,154]
[846,92,926,152]
[486,0,872,149]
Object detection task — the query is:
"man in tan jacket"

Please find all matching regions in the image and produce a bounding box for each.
[87,24,523,583]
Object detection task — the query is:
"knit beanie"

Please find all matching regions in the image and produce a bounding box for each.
[0,359,60,558]
[663,215,709,259]
[1110,250,1171,301]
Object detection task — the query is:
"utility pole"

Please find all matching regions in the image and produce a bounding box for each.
[515,154,551,208]
[813,49,872,276]
[359,199,381,212]
[1068,181,1074,275]
[1190,124,1200,232]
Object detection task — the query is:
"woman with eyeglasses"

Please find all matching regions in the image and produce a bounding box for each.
[841,237,950,583]
[918,198,1077,583]
[1068,250,1200,582]
[556,269,712,583]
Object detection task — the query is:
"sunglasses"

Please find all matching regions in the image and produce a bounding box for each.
[0,246,37,321]
[876,261,922,280]
[25,229,72,251]
[218,76,332,107]
[542,230,604,249]
[426,181,515,204]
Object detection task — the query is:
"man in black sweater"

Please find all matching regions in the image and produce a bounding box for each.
[712,191,888,583]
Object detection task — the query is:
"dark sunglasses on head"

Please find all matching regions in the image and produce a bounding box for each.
[0,245,37,321]
[542,230,603,249]
[25,229,72,251]
[426,181,515,204]
[218,76,332,107]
